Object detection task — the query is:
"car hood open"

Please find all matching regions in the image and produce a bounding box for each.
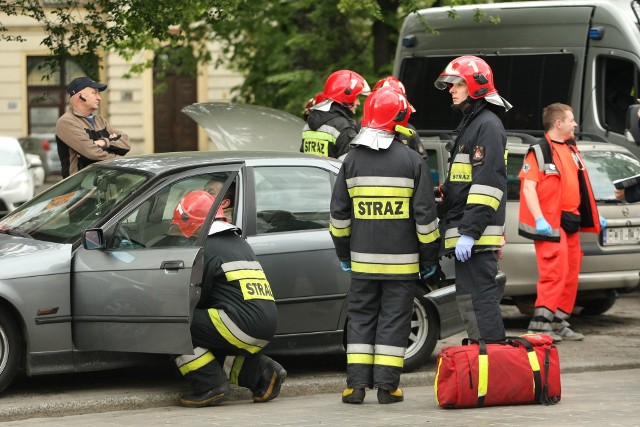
[181,102,304,152]
[0,234,71,279]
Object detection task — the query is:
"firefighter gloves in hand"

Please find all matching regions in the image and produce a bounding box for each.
[455,235,475,262]
[340,261,352,272]
[420,265,437,279]
[535,217,553,235]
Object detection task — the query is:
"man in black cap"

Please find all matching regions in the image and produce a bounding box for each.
[55,76,131,177]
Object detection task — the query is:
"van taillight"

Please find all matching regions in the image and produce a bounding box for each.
[43,139,50,151]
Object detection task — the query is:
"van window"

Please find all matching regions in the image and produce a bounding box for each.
[506,152,525,201]
[596,56,640,135]
[400,54,574,133]
[425,148,441,185]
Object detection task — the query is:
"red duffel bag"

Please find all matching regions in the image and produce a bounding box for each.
[434,334,561,408]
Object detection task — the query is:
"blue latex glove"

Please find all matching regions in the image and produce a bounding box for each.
[455,235,475,262]
[599,215,607,229]
[535,217,553,236]
[420,265,437,279]
[340,261,352,272]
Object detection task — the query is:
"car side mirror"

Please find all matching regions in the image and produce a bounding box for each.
[83,228,105,250]
[625,104,640,146]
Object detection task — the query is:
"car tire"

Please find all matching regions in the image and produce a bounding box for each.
[0,309,21,394]
[403,284,439,373]
[578,290,617,316]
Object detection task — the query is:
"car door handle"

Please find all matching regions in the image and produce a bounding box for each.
[161,260,184,270]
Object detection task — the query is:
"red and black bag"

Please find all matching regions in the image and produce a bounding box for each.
[434,334,561,408]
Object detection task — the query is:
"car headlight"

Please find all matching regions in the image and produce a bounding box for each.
[4,171,30,191]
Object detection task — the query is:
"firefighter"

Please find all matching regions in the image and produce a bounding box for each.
[173,191,286,408]
[433,56,512,341]
[330,88,440,404]
[518,103,603,341]
[372,76,426,161]
[301,69,370,158]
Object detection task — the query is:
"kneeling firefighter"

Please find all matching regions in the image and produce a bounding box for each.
[173,191,286,408]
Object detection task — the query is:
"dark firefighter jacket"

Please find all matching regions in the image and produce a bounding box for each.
[301,102,358,158]
[440,99,507,257]
[200,230,278,342]
[330,139,440,280]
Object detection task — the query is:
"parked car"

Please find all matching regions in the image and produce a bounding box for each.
[25,153,45,188]
[18,133,61,178]
[0,144,475,394]
[423,133,640,315]
[0,136,35,217]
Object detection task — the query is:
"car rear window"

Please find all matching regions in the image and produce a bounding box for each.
[581,150,640,201]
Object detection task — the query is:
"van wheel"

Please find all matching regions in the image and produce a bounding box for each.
[578,291,617,316]
[0,310,21,394]
[403,284,439,373]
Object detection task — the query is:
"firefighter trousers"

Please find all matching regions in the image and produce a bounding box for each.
[454,251,505,341]
[533,228,582,315]
[175,308,273,394]
[346,278,414,391]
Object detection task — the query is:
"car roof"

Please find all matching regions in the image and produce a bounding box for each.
[506,138,637,156]
[106,150,340,176]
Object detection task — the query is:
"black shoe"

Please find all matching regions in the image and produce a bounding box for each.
[253,359,287,403]
[342,387,366,404]
[179,382,231,408]
[377,387,404,404]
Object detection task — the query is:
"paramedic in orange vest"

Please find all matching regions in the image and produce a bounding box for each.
[518,103,605,342]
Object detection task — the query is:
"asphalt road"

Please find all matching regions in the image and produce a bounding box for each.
[1,291,638,422]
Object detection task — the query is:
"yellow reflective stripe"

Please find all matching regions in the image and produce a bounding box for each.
[225,269,267,282]
[444,234,504,249]
[449,163,472,182]
[353,197,410,219]
[352,261,419,275]
[239,279,274,301]
[478,353,488,398]
[467,194,501,210]
[374,354,404,368]
[208,309,263,354]
[527,350,541,372]
[504,149,508,166]
[228,355,245,385]
[302,130,337,143]
[434,357,443,406]
[348,186,414,197]
[179,351,215,375]
[347,353,375,365]
[418,228,440,244]
[347,176,414,188]
[330,223,351,237]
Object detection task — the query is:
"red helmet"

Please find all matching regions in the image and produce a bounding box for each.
[171,191,214,238]
[361,87,413,133]
[303,92,325,118]
[373,76,407,94]
[322,70,370,107]
[434,55,497,99]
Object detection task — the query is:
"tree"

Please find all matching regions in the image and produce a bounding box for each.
[0,0,505,115]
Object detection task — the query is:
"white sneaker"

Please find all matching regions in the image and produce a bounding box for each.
[556,326,584,341]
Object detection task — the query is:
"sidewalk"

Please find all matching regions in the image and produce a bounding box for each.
[3,368,639,426]
[1,330,639,422]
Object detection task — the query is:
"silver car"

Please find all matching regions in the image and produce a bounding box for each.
[0,108,470,394]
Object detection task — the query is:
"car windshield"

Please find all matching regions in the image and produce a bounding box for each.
[581,150,640,201]
[0,166,150,243]
[0,145,23,166]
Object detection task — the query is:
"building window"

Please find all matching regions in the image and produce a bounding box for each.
[26,56,94,135]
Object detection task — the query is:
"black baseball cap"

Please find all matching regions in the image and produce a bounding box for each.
[67,76,107,96]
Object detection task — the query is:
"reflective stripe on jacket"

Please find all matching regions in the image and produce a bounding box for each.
[301,103,358,159]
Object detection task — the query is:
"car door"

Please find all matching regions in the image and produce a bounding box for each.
[245,163,350,335]
[72,166,240,355]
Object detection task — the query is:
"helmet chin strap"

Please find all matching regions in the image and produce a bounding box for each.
[451,96,474,112]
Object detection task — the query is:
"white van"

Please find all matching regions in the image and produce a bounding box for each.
[394,0,640,150]
[394,0,640,315]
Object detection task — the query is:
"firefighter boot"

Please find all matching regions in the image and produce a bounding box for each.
[377,387,404,404]
[179,381,231,408]
[342,387,365,404]
[253,359,287,403]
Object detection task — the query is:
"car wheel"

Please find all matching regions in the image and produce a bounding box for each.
[578,290,617,316]
[0,309,21,394]
[403,284,439,373]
